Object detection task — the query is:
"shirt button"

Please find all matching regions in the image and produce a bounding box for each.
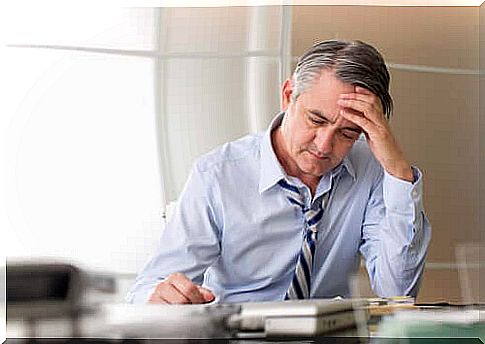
[412,190,418,197]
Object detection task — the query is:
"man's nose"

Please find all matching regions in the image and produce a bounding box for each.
[313,128,335,155]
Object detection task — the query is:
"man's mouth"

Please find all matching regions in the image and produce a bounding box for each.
[306,150,330,161]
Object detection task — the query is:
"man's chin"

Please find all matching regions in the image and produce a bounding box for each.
[298,160,333,178]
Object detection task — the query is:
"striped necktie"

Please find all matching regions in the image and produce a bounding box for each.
[278,179,326,300]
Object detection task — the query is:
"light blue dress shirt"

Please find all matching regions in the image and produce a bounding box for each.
[127,112,431,304]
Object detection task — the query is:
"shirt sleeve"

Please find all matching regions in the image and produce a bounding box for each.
[359,166,432,298]
[125,163,222,303]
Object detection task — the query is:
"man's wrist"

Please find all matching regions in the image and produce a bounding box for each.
[384,161,414,183]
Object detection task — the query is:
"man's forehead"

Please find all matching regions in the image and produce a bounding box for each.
[297,74,355,107]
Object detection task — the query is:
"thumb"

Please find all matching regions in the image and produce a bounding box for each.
[197,286,215,303]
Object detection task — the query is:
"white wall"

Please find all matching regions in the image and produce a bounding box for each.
[3,7,164,274]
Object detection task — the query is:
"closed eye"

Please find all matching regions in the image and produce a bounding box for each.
[310,116,325,125]
[306,110,328,126]
[340,129,361,140]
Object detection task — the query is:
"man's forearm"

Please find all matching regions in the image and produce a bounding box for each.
[362,167,432,297]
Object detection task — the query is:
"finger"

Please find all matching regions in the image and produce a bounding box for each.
[156,281,192,304]
[148,284,172,304]
[339,109,374,134]
[339,92,375,104]
[355,86,373,95]
[197,286,216,303]
[340,90,383,113]
[339,88,373,100]
[337,99,371,117]
[337,98,383,123]
[148,290,169,304]
[167,273,205,304]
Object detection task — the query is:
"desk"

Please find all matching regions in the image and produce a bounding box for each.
[6,304,485,344]
[4,337,485,344]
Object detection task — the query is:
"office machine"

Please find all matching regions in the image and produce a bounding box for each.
[232,298,368,337]
[6,260,116,337]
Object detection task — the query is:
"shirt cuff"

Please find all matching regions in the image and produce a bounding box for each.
[125,282,158,304]
[383,166,423,216]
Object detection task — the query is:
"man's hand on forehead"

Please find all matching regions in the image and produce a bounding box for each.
[337,87,385,126]
[336,87,414,182]
[336,86,386,137]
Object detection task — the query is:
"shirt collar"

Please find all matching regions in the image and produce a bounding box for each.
[259,112,288,194]
[340,155,356,181]
[258,112,356,194]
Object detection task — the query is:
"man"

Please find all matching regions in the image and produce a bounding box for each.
[127,40,431,304]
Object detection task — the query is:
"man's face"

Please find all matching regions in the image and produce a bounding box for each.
[279,70,362,180]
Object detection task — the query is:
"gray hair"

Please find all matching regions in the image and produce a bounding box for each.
[292,40,393,119]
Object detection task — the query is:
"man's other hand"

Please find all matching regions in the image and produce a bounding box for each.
[148,272,215,304]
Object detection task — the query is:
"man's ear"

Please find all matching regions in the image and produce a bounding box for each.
[281,78,293,111]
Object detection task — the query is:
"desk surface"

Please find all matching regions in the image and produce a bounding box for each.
[6,303,485,344]
[4,337,485,344]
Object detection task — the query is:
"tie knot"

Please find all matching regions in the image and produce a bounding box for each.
[278,179,325,232]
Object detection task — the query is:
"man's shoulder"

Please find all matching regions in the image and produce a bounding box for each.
[194,132,264,173]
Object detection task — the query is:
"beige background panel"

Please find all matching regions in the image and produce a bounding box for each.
[292,6,478,70]
[417,268,463,303]
[358,267,462,302]
[480,3,485,246]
